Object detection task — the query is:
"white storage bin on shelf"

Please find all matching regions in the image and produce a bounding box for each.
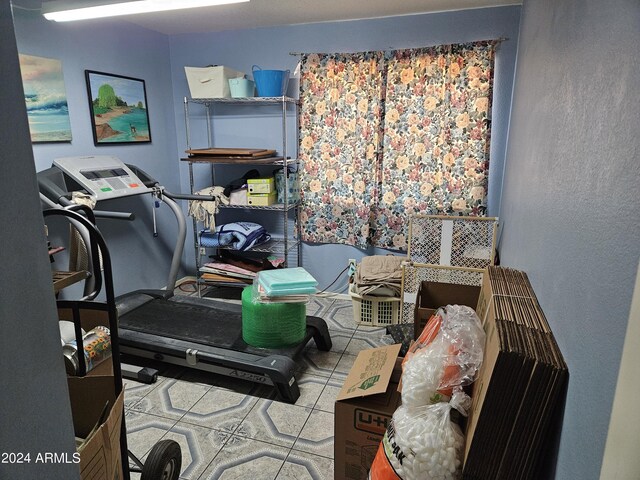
[349,284,401,327]
[184,65,244,99]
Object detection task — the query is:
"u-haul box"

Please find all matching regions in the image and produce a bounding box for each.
[334,344,402,480]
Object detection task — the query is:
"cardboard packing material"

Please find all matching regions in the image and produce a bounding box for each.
[414,281,481,338]
[462,266,568,480]
[334,344,403,480]
[59,306,125,480]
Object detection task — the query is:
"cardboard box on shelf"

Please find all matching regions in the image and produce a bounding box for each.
[274,169,300,204]
[247,191,277,206]
[414,281,481,338]
[334,344,402,480]
[247,177,275,194]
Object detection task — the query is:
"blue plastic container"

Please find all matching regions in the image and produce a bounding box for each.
[252,65,290,97]
[228,77,255,97]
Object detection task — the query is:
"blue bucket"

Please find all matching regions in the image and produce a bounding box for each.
[252,65,290,97]
[228,77,255,97]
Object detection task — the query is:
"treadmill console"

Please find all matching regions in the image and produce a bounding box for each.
[53,155,151,201]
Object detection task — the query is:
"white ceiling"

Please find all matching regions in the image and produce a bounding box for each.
[33,0,520,35]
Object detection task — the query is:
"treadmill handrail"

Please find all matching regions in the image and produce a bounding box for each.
[94,210,136,221]
[38,161,198,294]
[162,189,217,202]
[38,167,74,205]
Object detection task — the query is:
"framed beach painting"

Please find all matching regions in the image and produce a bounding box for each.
[19,54,72,143]
[85,70,151,145]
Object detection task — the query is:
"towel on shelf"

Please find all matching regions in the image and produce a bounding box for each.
[200,222,271,251]
[187,186,229,230]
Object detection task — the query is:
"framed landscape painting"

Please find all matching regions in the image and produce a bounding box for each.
[85,70,151,145]
[19,54,72,143]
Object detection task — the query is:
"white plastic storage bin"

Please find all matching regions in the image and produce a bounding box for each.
[185,66,244,98]
[349,284,401,327]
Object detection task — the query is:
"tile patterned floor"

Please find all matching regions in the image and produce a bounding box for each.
[123,289,395,480]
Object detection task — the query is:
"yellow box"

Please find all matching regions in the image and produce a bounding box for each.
[247,191,277,206]
[247,177,275,194]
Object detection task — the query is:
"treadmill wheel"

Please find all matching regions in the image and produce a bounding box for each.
[141,440,182,480]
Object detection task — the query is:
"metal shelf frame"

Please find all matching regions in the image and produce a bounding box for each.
[187,96,298,106]
[183,96,301,291]
[219,202,299,211]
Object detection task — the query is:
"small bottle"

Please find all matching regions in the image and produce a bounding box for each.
[63,326,112,375]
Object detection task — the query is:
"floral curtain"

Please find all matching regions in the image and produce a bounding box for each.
[298,52,385,248]
[298,41,495,250]
[373,42,495,249]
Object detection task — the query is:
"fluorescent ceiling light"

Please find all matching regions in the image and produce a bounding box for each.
[42,0,250,22]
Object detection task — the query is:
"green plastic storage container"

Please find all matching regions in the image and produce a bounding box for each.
[241,286,307,348]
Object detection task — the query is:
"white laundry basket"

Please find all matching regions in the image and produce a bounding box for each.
[349,284,401,327]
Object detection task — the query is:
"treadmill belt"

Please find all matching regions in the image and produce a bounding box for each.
[119,298,311,357]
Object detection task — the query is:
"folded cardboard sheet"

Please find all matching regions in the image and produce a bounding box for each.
[462,266,568,480]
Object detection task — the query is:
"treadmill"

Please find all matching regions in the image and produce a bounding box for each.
[38,155,332,403]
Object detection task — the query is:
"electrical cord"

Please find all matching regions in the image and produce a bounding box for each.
[178,280,198,292]
[315,265,349,295]
[315,284,349,298]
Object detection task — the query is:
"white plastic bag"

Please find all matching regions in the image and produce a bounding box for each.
[369,390,471,480]
[401,305,485,408]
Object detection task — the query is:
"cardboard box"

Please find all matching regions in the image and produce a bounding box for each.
[184,65,244,98]
[334,344,402,480]
[274,169,301,204]
[414,281,481,338]
[247,191,277,206]
[68,375,124,480]
[247,177,275,194]
[58,305,124,480]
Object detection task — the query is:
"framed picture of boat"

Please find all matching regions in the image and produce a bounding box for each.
[85,70,151,145]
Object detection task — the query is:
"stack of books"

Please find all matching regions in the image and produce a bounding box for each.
[199,262,256,284]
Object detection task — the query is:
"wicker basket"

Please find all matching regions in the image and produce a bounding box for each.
[349,284,401,327]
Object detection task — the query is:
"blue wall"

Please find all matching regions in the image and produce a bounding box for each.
[12,5,521,294]
[12,8,183,296]
[168,6,521,290]
[500,0,640,478]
